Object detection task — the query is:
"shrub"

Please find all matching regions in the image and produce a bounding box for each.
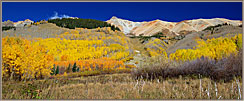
[125,64,136,69]
[132,50,242,82]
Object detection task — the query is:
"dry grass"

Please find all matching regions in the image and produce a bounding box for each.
[2,23,69,39]
[132,50,242,82]
[2,73,242,99]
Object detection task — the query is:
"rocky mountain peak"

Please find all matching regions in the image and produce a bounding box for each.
[111,16,118,19]
[106,16,242,36]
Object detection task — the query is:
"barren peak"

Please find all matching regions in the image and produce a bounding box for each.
[106,16,242,35]
[155,19,161,21]
[24,19,33,22]
[111,16,118,19]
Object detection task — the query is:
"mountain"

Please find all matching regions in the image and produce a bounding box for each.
[2,19,34,31]
[13,19,34,27]
[106,16,145,34]
[2,22,70,38]
[106,16,242,36]
[176,18,242,32]
[167,24,243,54]
[131,20,177,36]
[2,20,15,27]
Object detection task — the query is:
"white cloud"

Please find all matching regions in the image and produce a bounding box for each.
[49,12,75,19]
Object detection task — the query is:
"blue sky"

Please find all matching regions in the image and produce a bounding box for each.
[2,2,242,22]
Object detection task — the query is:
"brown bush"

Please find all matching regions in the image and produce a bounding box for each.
[132,50,242,82]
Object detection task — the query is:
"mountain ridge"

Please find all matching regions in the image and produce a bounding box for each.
[3,17,242,36]
[106,16,242,36]
[2,19,34,27]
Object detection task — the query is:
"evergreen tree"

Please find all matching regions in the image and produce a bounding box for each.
[48,18,120,31]
[72,62,77,72]
[67,63,71,73]
[56,66,59,75]
[77,67,80,72]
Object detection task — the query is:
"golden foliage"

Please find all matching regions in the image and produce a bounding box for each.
[145,38,168,58]
[2,37,54,80]
[33,38,129,61]
[170,34,242,61]
[2,29,133,80]
[53,57,130,71]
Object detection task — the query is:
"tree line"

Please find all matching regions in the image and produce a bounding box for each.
[48,18,120,31]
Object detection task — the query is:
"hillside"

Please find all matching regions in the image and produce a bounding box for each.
[131,20,177,37]
[2,23,70,39]
[2,17,243,100]
[106,16,242,36]
[167,24,243,54]
[48,18,120,31]
[106,16,144,34]
[2,19,34,27]
[3,20,242,58]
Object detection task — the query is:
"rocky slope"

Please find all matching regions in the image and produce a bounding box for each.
[14,19,34,27]
[106,16,242,36]
[2,20,15,27]
[2,23,69,39]
[2,19,34,27]
[106,16,144,34]
[131,20,177,36]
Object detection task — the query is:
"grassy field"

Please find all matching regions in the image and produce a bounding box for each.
[2,73,242,99]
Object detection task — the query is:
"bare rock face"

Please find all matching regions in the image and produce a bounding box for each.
[171,21,196,34]
[131,20,177,36]
[2,20,15,27]
[106,16,242,36]
[14,19,34,27]
[177,18,242,32]
[2,19,34,27]
[106,16,143,35]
